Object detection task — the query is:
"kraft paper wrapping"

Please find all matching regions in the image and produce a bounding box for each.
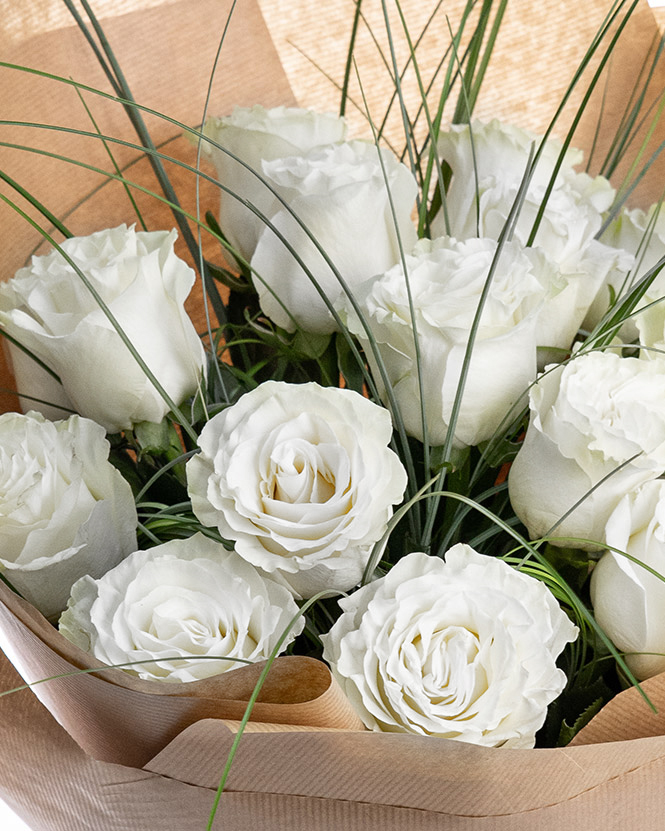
[0,580,364,768]
[3,636,665,831]
[3,0,665,828]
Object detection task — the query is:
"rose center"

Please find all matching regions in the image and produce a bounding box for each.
[426,627,480,688]
[268,441,336,504]
[147,597,235,650]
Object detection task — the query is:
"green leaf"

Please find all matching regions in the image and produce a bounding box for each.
[335,332,365,394]
[133,418,183,459]
[537,673,615,747]
[429,443,469,474]
[477,433,523,470]
[205,259,252,292]
[541,543,591,595]
[557,697,605,746]
[292,329,331,360]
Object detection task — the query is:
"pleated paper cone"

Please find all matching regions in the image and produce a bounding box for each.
[3,1,665,829]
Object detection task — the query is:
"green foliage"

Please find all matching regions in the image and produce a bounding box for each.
[541,676,615,747]
[540,544,591,596]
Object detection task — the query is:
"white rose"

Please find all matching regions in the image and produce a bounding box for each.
[340,236,557,447]
[588,203,665,336]
[250,140,418,333]
[0,411,137,619]
[0,225,206,434]
[59,533,303,683]
[508,351,665,549]
[432,119,612,241]
[435,120,582,227]
[202,105,347,263]
[470,180,616,271]
[431,120,621,347]
[440,182,627,363]
[591,480,665,680]
[186,381,407,598]
[321,546,578,748]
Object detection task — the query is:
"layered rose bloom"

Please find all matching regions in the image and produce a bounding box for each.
[201,105,347,264]
[431,119,627,349]
[0,411,137,619]
[251,140,418,333]
[508,351,665,548]
[59,533,303,683]
[186,380,407,598]
[431,119,614,249]
[0,225,205,433]
[339,236,562,447]
[322,546,577,748]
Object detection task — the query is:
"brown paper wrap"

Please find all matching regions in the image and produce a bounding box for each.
[3,637,665,830]
[3,0,665,828]
[0,581,364,768]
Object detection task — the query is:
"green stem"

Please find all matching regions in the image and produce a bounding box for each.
[340,0,364,117]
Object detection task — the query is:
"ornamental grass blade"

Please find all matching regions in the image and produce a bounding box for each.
[73,85,148,231]
[205,594,333,831]
[340,0,364,117]
[527,0,641,247]
[191,0,240,406]
[419,146,537,550]
[61,0,202,272]
[0,168,72,240]
[594,29,665,180]
[584,255,665,350]
[450,0,500,126]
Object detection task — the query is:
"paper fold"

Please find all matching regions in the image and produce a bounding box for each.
[0,580,364,767]
[2,640,665,831]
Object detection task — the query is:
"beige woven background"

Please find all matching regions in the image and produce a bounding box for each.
[257,1,661,143]
[4,0,662,150]
[254,0,665,214]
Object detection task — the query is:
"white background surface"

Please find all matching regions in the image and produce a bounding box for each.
[0,802,32,830]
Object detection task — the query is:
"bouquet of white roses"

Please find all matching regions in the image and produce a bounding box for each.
[3,0,665,828]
